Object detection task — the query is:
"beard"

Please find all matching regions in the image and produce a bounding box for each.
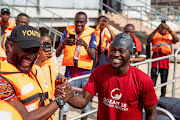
[12,51,35,74]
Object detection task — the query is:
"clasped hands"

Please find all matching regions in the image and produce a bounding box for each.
[54,78,74,103]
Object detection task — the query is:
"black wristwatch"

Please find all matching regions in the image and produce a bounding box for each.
[54,97,64,108]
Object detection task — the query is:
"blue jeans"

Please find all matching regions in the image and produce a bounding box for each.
[63,77,91,115]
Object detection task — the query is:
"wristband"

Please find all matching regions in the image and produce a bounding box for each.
[169,30,172,33]
[86,45,89,51]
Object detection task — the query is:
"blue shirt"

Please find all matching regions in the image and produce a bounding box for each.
[60,30,97,77]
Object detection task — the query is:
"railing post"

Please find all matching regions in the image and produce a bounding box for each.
[100,0,103,15]
[59,108,63,120]
[140,6,142,32]
[25,0,28,13]
[51,14,54,28]
[53,33,57,49]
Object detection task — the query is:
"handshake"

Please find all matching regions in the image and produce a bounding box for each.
[55,78,74,103]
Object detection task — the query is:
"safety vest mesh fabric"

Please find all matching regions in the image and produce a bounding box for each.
[0,101,23,120]
[41,57,59,99]
[0,20,15,38]
[62,25,95,70]
[0,61,54,120]
[152,32,173,55]
[94,27,113,52]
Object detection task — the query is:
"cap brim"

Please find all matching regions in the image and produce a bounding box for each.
[17,41,41,48]
[1,11,10,14]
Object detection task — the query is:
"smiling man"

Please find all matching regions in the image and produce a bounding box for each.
[61,33,158,120]
[56,11,96,120]
[0,25,67,120]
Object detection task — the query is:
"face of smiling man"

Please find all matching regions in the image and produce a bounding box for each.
[108,33,133,70]
[108,46,131,69]
[7,25,41,74]
[9,42,39,73]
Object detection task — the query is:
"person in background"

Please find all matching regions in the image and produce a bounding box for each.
[147,20,179,97]
[56,11,96,120]
[0,8,15,39]
[124,24,146,63]
[35,33,59,100]
[59,33,158,120]
[0,13,29,52]
[94,16,115,67]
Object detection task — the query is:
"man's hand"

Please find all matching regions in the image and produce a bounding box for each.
[55,78,74,103]
[76,39,88,48]
[62,37,75,46]
[103,19,110,29]
[95,24,101,31]
[38,49,52,62]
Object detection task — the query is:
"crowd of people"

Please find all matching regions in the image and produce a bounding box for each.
[0,7,179,120]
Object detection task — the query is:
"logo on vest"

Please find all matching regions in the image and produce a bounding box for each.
[22,30,40,38]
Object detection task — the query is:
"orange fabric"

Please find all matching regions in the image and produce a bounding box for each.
[40,57,59,99]
[62,25,95,70]
[0,20,15,38]
[2,25,15,51]
[152,32,173,55]
[0,46,6,61]
[94,28,114,52]
[133,35,142,52]
[0,101,23,120]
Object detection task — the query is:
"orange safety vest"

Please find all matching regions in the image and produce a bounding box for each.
[0,25,15,52]
[0,101,23,120]
[0,46,6,61]
[0,60,54,120]
[62,25,95,70]
[152,32,173,55]
[0,20,15,38]
[40,57,59,99]
[94,27,113,52]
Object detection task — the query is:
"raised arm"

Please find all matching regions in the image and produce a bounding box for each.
[147,25,160,44]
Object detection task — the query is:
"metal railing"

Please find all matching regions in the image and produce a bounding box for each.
[136,0,180,26]
[101,0,158,31]
[60,49,180,120]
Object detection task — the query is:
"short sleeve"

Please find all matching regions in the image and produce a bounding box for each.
[89,33,97,49]
[59,31,67,45]
[0,78,16,102]
[138,46,146,58]
[140,76,158,107]
[83,70,98,96]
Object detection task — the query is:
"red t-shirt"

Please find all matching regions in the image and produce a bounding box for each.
[83,64,158,120]
[152,52,169,69]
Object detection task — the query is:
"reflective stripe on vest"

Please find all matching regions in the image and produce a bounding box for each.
[62,25,94,70]
[152,32,173,55]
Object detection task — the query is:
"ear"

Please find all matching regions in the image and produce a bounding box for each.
[7,41,14,54]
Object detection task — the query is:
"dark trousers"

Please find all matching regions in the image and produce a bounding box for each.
[151,67,169,97]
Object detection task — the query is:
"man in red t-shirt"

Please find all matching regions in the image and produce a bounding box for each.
[61,33,158,120]
[147,20,179,97]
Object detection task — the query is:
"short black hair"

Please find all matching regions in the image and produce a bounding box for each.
[75,12,87,19]
[98,16,108,22]
[41,33,52,41]
[124,24,135,31]
[17,13,29,19]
